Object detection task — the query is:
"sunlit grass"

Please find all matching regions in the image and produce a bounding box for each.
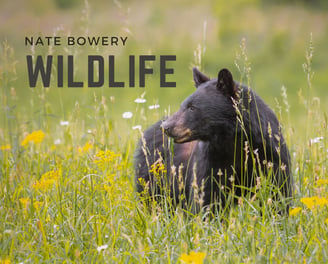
[1,1,328,263]
[1,39,328,263]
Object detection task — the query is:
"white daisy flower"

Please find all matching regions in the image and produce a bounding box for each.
[134,98,146,104]
[122,112,133,119]
[132,125,142,130]
[60,121,69,126]
[310,136,323,144]
[148,104,160,110]
[97,244,108,252]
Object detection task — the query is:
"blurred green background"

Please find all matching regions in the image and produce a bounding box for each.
[1,0,328,143]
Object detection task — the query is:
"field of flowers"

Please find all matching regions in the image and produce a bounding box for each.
[1,1,328,263]
[1,37,328,263]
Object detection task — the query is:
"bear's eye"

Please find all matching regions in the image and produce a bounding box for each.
[187,103,195,111]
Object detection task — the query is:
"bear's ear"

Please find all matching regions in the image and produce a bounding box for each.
[216,68,238,98]
[193,67,210,88]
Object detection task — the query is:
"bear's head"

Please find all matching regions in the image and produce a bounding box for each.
[161,68,239,143]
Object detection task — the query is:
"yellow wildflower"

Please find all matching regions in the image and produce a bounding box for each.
[149,162,167,175]
[19,198,44,212]
[94,150,121,170]
[21,130,45,146]
[33,168,61,192]
[0,258,11,264]
[179,251,206,264]
[316,179,328,186]
[0,144,11,151]
[78,142,93,153]
[103,184,112,193]
[19,197,31,209]
[33,201,44,211]
[300,196,328,210]
[138,177,147,187]
[46,215,51,223]
[289,207,302,217]
[325,218,328,225]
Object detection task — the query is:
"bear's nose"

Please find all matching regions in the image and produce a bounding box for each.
[160,120,170,134]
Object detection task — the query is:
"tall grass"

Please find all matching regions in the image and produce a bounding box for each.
[1,35,328,263]
[1,2,328,262]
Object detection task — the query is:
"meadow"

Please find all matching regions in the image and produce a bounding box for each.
[1,0,328,263]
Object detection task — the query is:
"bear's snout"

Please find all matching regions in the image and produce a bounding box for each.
[161,117,193,143]
[161,120,171,135]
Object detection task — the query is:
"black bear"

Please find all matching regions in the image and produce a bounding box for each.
[134,67,293,214]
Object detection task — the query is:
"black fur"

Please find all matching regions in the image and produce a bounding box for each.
[134,68,293,214]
